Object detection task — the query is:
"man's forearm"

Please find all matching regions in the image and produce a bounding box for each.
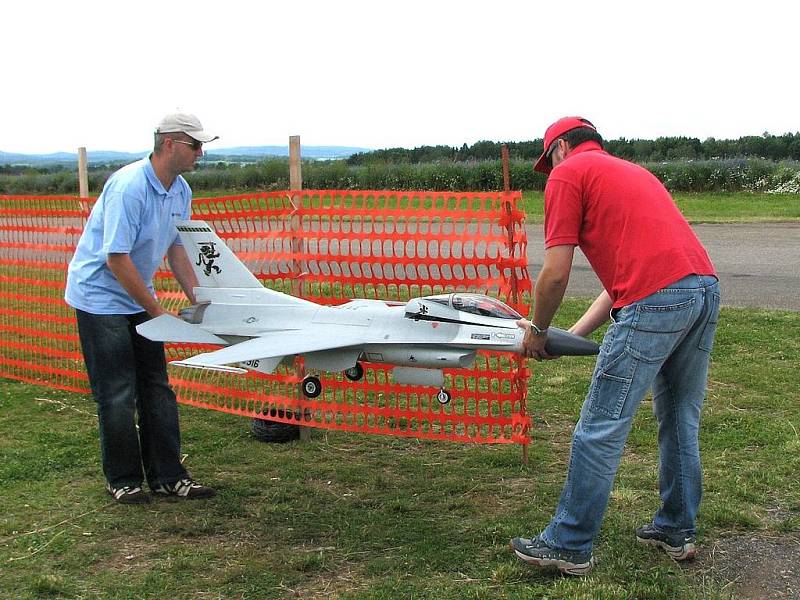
[569,290,613,337]
[106,253,165,317]
[531,245,574,329]
[532,270,569,330]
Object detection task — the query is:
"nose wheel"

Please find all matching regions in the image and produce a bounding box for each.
[436,389,451,405]
[344,362,364,381]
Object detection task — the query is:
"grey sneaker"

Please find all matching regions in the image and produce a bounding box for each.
[635,523,696,560]
[106,483,151,504]
[510,535,595,576]
[153,478,216,499]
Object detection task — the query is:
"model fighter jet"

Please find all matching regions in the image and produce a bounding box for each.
[136,220,599,404]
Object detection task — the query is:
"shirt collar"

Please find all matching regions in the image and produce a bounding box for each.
[568,140,604,157]
[145,155,184,195]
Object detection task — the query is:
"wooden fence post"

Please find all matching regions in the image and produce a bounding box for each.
[77,147,91,218]
[78,146,89,197]
[289,136,302,193]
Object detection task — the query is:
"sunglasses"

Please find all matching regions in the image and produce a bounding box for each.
[171,139,203,151]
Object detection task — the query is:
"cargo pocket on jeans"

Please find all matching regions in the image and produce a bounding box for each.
[588,351,636,420]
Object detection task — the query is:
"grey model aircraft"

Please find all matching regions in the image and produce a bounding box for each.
[136,220,599,404]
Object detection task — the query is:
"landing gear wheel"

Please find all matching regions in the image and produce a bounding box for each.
[436,389,451,405]
[301,375,322,398]
[344,362,364,381]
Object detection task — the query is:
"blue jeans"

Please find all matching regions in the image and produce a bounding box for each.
[75,310,188,489]
[541,275,720,554]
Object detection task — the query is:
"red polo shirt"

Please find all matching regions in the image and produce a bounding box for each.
[544,142,716,308]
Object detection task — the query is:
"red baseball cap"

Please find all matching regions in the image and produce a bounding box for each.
[533,116,597,174]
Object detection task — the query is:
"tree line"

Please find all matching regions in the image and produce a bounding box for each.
[3,156,799,195]
[346,133,800,165]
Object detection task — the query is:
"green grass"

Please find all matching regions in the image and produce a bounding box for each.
[520,192,800,223]
[1,301,798,599]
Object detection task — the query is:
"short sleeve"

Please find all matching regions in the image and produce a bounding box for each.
[102,188,143,254]
[544,177,582,248]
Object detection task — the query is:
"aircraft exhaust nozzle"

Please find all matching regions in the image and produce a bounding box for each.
[544,327,600,356]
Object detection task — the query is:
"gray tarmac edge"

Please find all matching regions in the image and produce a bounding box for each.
[524,222,800,312]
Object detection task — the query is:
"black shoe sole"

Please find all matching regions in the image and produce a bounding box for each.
[153,490,216,500]
[109,493,151,504]
[510,542,595,576]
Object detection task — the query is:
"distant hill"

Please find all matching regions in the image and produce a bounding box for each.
[0,145,371,166]
[0,150,147,165]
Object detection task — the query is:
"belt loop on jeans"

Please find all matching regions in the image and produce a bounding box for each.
[700,275,718,288]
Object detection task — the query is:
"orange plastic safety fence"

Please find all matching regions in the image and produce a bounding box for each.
[0,196,89,392]
[0,191,532,444]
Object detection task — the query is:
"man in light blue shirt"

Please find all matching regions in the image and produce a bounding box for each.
[66,113,219,503]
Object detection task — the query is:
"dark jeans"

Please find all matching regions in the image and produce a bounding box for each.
[76,309,188,489]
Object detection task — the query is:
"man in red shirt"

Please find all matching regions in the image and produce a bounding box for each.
[510,117,720,575]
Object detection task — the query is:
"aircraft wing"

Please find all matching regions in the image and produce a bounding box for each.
[172,325,377,371]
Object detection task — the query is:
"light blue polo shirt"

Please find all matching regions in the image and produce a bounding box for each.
[65,157,192,314]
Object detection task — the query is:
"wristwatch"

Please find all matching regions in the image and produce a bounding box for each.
[531,323,549,337]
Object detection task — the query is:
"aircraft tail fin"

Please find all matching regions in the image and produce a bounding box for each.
[175,220,263,288]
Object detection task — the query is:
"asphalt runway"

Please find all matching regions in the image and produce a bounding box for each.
[524,222,800,311]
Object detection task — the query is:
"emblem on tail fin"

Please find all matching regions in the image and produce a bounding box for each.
[196,242,222,276]
[175,220,264,288]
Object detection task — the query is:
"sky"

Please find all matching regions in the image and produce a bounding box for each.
[2,0,797,154]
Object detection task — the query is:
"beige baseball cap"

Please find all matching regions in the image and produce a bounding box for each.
[155,113,219,143]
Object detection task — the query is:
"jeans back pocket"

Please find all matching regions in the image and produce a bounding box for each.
[627,298,696,363]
